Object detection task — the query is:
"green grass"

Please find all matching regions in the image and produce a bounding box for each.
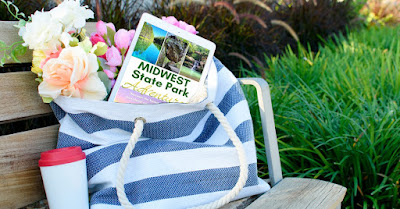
[242,26,400,208]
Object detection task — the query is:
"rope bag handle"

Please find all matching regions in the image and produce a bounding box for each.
[116,103,249,209]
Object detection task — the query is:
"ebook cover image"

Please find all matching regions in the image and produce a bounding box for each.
[113,22,211,104]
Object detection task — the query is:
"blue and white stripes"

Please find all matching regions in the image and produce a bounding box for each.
[51,58,270,209]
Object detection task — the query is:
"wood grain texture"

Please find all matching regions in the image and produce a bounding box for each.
[0,169,46,209]
[0,72,52,123]
[0,21,32,64]
[220,196,259,209]
[246,178,347,209]
[0,125,58,208]
[0,21,97,64]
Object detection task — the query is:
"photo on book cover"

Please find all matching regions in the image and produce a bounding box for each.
[133,22,209,82]
[111,21,213,104]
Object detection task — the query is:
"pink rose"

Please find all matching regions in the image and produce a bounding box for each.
[105,46,122,67]
[114,29,131,50]
[177,21,198,34]
[96,20,116,36]
[38,47,107,100]
[162,16,179,26]
[90,32,106,46]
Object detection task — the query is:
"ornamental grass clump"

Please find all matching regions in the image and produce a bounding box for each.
[242,26,400,208]
[150,0,357,74]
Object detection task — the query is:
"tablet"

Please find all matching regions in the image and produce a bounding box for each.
[108,13,216,104]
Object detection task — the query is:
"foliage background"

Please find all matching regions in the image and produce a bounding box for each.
[243,26,400,208]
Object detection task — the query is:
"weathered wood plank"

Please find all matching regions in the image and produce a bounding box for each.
[0,125,58,208]
[0,72,53,123]
[0,21,97,64]
[220,196,260,209]
[0,169,46,209]
[0,21,32,64]
[0,125,59,174]
[246,178,347,209]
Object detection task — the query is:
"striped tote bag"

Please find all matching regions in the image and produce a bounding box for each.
[50,58,270,209]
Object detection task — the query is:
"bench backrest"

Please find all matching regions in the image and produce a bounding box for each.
[0,21,96,208]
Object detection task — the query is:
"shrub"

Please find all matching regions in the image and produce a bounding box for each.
[273,0,357,52]
[149,0,357,74]
[83,0,145,29]
[149,0,284,74]
[0,0,56,20]
[242,26,400,208]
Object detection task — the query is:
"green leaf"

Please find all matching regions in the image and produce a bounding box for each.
[106,26,115,46]
[13,44,27,57]
[92,42,107,56]
[70,37,79,47]
[0,40,6,48]
[17,19,26,28]
[97,71,112,94]
[42,96,53,103]
[35,77,43,83]
[10,49,19,63]
[78,37,93,53]
[0,56,5,67]
[97,57,108,71]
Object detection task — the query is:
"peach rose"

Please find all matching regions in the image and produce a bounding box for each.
[38,46,107,102]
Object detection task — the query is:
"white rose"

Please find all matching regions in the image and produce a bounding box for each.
[50,0,94,32]
[38,46,107,101]
[19,11,63,53]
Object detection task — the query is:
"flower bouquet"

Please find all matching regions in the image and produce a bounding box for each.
[2,0,198,103]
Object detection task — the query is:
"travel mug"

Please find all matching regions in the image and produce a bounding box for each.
[39,146,89,209]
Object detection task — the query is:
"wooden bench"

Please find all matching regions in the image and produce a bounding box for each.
[0,21,347,209]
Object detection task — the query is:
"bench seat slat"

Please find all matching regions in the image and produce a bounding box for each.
[0,72,53,123]
[245,178,347,209]
[0,125,58,208]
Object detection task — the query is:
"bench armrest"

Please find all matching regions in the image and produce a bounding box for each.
[238,78,283,186]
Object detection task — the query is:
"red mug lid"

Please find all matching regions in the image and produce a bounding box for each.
[39,146,86,167]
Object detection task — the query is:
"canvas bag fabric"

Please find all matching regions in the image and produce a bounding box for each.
[50,58,270,209]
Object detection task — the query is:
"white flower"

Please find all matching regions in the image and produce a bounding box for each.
[19,11,63,53]
[50,0,94,32]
